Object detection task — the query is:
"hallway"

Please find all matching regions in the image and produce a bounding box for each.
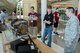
[0,0,80,53]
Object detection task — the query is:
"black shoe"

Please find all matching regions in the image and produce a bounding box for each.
[0,31,2,33]
[78,38,80,42]
[37,36,41,38]
[54,32,59,35]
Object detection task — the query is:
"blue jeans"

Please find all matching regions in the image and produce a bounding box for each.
[42,26,53,47]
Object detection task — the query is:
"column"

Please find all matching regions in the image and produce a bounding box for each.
[23,0,37,16]
[72,0,78,16]
[41,0,47,38]
[72,0,78,8]
[78,0,80,14]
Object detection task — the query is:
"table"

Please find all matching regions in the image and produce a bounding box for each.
[1,21,57,53]
[8,38,57,53]
[1,31,57,53]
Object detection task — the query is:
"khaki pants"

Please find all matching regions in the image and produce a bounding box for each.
[28,27,38,38]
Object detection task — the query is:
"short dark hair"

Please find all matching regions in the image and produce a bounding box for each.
[56,8,58,10]
[47,5,52,9]
[31,6,34,9]
[66,7,75,13]
[13,11,16,14]
[2,9,6,12]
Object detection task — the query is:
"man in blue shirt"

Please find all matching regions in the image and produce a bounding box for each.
[0,9,6,23]
[0,9,6,33]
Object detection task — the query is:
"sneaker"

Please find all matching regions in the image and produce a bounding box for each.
[78,38,80,42]
[0,31,2,33]
[37,36,41,38]
[54,32,59,35]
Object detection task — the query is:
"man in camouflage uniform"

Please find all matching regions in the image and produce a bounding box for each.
[64,7,79,53]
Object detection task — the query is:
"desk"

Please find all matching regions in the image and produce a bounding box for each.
[1,27,57,53]
[33,39,57,53]
[2,33,57,53]
[6,38,57,53]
